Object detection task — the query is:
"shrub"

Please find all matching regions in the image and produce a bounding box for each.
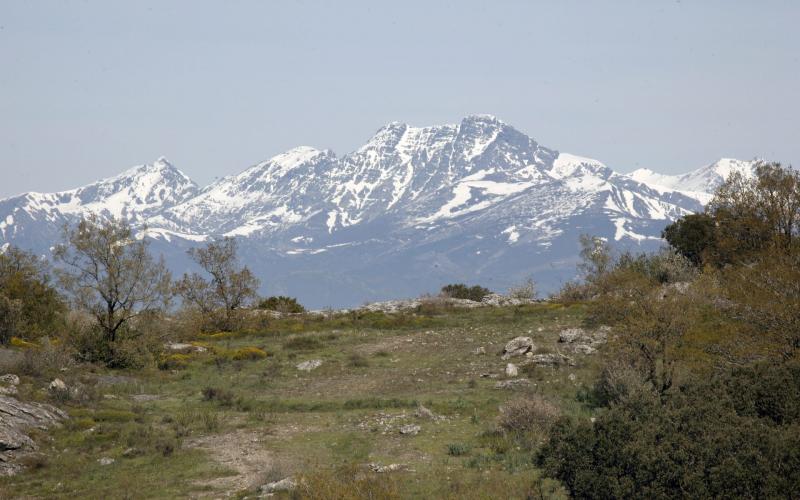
[508,277,537,300]
[447,443,471,456]
[230,346,268,361]
[257,295,306,314]
[347,353,369,368]
[538,361,800,499]
[440,283,491,302]
[9,336,38,349]
[202,386,234,406]
[159,353,191,370]
[498,396,561,437]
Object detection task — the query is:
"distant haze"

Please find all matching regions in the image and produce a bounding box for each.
[0,0,798,198]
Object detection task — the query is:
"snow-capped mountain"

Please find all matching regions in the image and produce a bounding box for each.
[629,158,756,203]
[0,116,755,307]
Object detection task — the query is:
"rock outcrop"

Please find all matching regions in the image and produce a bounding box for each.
[501,336,535,360]
[0,394,67,476]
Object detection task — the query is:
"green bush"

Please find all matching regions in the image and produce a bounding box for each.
[440,283,491,302]
[257,295,306,313]
[447,443,471,456]
[538,361,800,499]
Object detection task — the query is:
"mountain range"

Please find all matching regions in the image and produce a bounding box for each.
[0,115,756,308]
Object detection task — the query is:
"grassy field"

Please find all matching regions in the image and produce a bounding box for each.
[1,303,600,499]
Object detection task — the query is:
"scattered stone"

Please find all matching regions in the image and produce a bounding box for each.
[368,463,406,473]
[572,344,596,355]
[296,359,322,372]
[501,337,535,360]
[479,373,499,379]
[558,327,608,355]
[505,363,519,377]
[568,373,577,382]
[260,477,296,493]
[558,328,586,344]
[164,342,207,354]
[494,379,531,389]
[474,347,486,355]
[481,293,537,307]
[0,395,66,476]
[98,457,115,466]
[121,447,140,458]
[131,394,161,402]
[0,374,20,386]
[529,353,574,366]
[399,424,421,435]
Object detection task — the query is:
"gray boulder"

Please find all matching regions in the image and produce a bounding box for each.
[0,395,67,476]
[501,337,535,360]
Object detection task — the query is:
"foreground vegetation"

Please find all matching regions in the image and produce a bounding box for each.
[0,161,798,498]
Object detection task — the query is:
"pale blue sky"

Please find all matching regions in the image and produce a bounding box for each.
[1,0,798,197]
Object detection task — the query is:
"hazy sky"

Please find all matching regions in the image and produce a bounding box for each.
[1,1,798,198]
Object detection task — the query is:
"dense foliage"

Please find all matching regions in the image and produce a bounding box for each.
[539,362,800,499]
[440,283,491,302]
[0,247,65,343]
[540,161,800,497]
[257,295,306,314]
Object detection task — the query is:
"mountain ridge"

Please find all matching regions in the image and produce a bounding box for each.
[0,116,757,307]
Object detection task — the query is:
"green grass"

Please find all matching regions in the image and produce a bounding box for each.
[0,303,588,498]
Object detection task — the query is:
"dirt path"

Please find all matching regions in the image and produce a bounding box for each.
[187,428,273,496]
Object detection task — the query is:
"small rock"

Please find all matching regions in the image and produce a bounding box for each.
[368,463,405,473]
[474,347,486,355]
[48,379,67,392]
[558,328,586,343]
[494,379,531,389]
[260,477,296,493]
[399,424,421,435]
[505,363,519,377]
[568,373,577,382]
[501,336,535,360]
[529,353,574,366]
[0,374,20,386]
[296,359,322,372]
[164,342,207,354]
[121,447,139,458]
[98,457,115,466]
[572,344,596,355]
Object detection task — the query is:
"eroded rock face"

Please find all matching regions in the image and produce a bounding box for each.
[501,337,535,360]
[0,395,67,476]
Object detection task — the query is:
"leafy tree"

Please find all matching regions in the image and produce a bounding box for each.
[577,234,613,290]
[0,246,65,342]
[662,213,716,266]
[54,215,172,344]
[720,251,800,359]
[706,161,800,265]
[257,295,305,314]
[175,237,259,331]
[440,283,491,302]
